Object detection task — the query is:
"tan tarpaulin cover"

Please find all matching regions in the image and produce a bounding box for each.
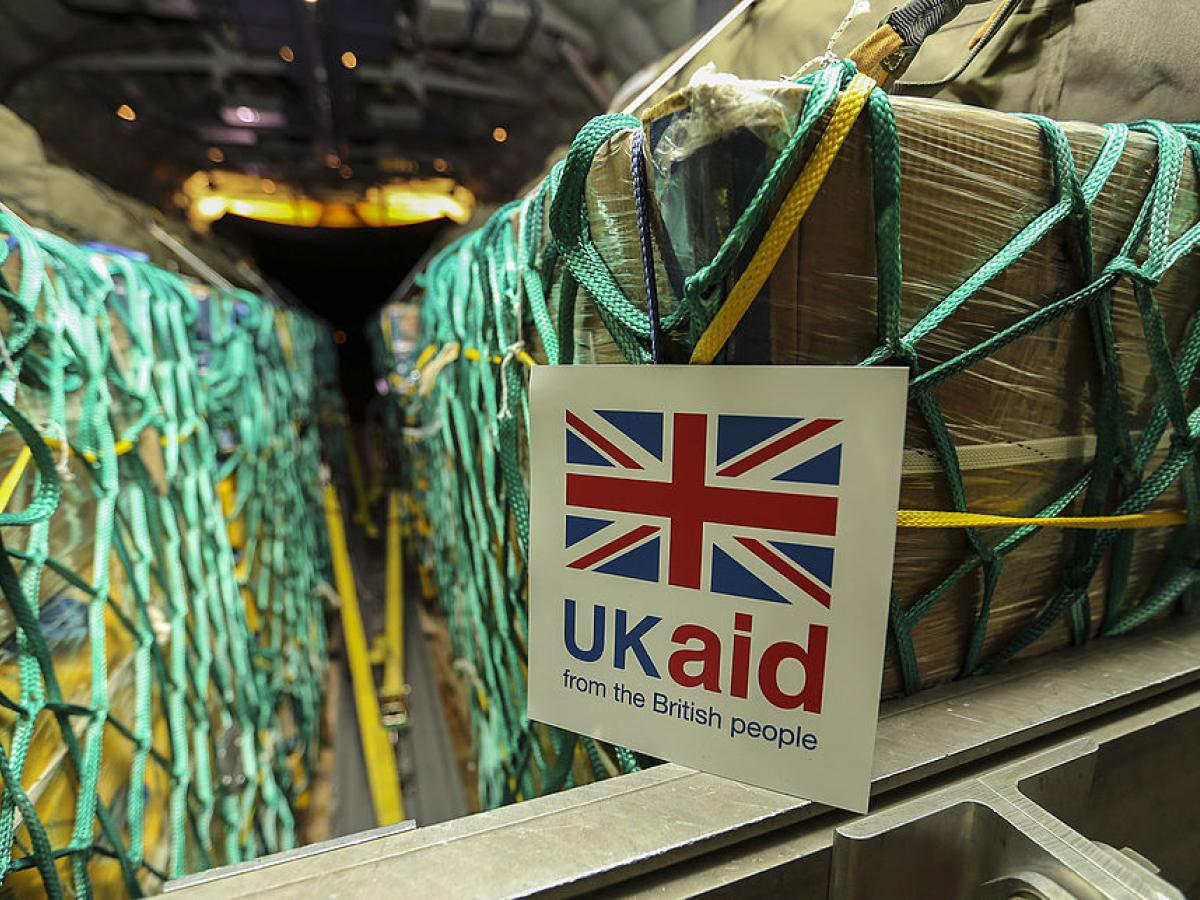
[0,105,247,284]
[625,0,1200,124]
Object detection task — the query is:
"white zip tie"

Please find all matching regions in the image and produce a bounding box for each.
[497,341,525,421]
[41,420,73,481]
[791,0,873,79]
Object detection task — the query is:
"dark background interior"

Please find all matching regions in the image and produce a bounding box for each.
[215,214,445,415]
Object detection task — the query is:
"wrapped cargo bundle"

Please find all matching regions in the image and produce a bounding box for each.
[0,207,334,895]
[380,60,1198,804]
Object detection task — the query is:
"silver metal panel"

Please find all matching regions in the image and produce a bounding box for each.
[164,620,1200,898]
[165,821,417,893]
[398,591,472,826]
[832,740,1183,899]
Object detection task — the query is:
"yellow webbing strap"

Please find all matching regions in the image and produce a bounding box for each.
[411,342,537,397]
[323,483,405,825]
[897,509,1189,530]
[413,343,438,372]
[277,311,296,371]
[847,24,908,87]
[381,489,406,704]
[970,0,1019,49]
[463,346,538,367]
[380,308,394,352]
[0,430,191,497]
[690,72,877,364]
[0,446,31,514]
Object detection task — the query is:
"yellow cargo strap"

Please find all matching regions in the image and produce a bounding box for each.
[898,509,1189,530]
[322,484,404,826]
[410,341,537,397]
[0,429,193,504]
[970,0,1020,49]
[380,489,408,727]
[463,346,538,366]
[0,445,31,514]
[412,343,438,372]
[847,24,909,88]
[690,72,876,364]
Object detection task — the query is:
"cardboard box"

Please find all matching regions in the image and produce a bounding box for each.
[562,76,1197,696]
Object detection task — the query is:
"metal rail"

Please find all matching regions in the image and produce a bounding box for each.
[166,618,1200,897]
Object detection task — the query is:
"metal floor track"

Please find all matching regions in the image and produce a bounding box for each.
[341,503,469,828]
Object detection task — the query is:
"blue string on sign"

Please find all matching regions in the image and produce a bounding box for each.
[630,128,664,363]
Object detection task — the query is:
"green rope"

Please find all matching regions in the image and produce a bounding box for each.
[0,214,337,894]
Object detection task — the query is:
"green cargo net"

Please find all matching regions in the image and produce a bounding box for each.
[373,60,1199,807]
[0,205,335,897]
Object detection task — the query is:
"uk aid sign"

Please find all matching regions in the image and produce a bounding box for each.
[526,366,907,813]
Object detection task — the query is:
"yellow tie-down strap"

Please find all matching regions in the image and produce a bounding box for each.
[690,72,877,365]
[897,509,1189,530]
[0,430,197,514]
[0,446,31,513]
[410,341,538,397]
[322,483,405,825]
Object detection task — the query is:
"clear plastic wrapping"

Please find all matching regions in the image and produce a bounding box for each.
[565,74,1198,696]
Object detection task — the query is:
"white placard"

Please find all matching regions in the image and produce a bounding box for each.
[527,365,908,813]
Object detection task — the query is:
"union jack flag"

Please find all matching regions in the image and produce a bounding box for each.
[564,408,841,607]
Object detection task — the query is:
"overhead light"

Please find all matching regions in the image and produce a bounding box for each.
[182,170,475,231]
[491,126,508,143]
[358,180,476,227]
[304,0,318,4]
[207,147,225,163]
[320,203,360,228]
[340,51,357,69]
[182,170,322,229]
[279,45,295,62]
[219,105,286,128]
[324,153,341,169]
[339,164,353,179]
[230,197,323,225]
[196,196,227,218]
[432,157,448,173]
[116,103,136,122]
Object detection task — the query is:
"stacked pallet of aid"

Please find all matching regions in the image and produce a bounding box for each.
[374,61,1199,806]
[0,207,336,895]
